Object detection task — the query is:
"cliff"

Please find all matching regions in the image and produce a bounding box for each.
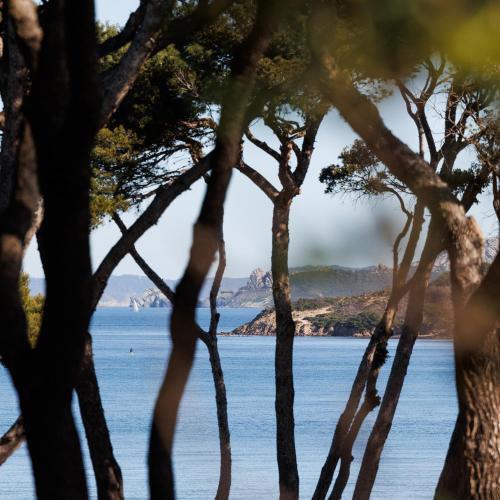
[218,264,396,308]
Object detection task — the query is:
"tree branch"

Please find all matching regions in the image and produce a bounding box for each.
[98,0,147,57]
[293,112,325,186]
[236,160,279,202]
[245,128,281,162]
[0,417,25,466]
[100,0,235,124]
[112,213,175,302]
[92,153,212,309]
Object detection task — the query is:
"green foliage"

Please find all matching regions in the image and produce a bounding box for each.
[440,166,484,197]
[91,6,327,227]
[19,273,44,348]
[337,311,379,330]
[91,24,218,225]
[319,139,407,198]
[305,310,379,331]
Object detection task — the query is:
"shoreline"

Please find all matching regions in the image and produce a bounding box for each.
[219,332,452,340]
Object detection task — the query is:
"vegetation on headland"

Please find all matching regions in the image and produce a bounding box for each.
[230,277,454,338]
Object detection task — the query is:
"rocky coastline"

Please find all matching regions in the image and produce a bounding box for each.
[225,283,453,339]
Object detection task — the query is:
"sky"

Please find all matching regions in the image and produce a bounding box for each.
[23,1,498,279]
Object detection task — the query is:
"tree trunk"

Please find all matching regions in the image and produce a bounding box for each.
[20,1,100,496]
[207,236,232,500]
[352,228,441,500]
[76,334,123,500]
[206,335,232,500]
[313,202,425,500]
[272,197,299,500]
[436,254,500,499]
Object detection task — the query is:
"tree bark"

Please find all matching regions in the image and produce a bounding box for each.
[436,253,500,499]
[76,334,123,500]
[0,417,25,466]
[272,197,299,500]
[0,17,28,215]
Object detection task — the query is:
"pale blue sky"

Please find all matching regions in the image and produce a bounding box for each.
[23,2,498,279]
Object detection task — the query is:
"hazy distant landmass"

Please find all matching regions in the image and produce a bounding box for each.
[29,274,248,307]
[28,237,497,309]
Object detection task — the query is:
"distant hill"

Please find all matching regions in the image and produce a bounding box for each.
[29,274,248,307]
[27,236,497,308]
[217,264,395,308]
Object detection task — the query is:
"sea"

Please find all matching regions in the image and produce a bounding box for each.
[0,307,457,499]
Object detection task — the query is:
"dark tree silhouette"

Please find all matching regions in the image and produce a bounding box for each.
[147,1,282,497]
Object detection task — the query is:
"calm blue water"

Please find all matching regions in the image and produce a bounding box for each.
[0,308,457,499]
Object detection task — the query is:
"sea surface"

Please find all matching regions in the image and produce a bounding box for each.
[0,307,457,499]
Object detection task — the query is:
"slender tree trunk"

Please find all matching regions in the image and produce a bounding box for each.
[352,227,441,500]
[76,334,123,500]
[206,334,232,500]
[148,4,280,495]
[208,237,232,500]
[272,197,299,500]
[313,202,425,500]
[113,213,231,499]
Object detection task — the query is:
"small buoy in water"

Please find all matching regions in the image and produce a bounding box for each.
[129,348,134,354]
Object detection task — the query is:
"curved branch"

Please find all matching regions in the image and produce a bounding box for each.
[92,154,212,309]
[293,112,325,187]
[245,128,281,162]
[236,160,279,202]
[0,417,25,466]
[100,0,175,125]
[391,204,413,286]
[98,1,147,57]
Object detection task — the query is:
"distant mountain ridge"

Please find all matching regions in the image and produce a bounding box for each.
[29,274,248,307]
[27,236,498,308]
[216,264,395,308]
